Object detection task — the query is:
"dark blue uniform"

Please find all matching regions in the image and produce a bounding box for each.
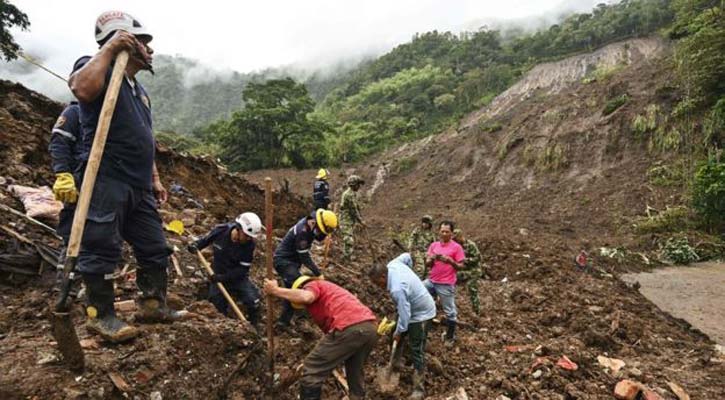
[312,179,330,210]
[194,223,260,321]
[49,102,83,242]
[72,56,170,278]
[273,215,326,325]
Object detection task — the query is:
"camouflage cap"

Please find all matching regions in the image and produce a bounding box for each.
[453,228,463,235]
[347,175,364,186]
[421,215,433,224]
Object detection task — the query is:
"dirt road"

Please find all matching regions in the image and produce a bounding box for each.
[622,262,725,346]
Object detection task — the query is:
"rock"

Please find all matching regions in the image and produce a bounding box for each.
[614,379,643,400]
[556,355,578,371]
[429,356,444,376]
[532,369,543,379]
[643,389,664,400]
[150,391,163,400]
[179,208,198,227]
[667,382,690,400]
[597,355,626,374]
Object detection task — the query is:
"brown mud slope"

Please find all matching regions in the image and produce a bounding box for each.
[246,37,725,398]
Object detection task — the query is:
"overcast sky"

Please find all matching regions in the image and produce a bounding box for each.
[5,0,607,99]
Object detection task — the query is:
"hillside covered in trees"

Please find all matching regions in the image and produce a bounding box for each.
[150,0,721,178]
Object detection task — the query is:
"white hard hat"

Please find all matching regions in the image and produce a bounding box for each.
[235,212,263,239]
[95,11,152,45]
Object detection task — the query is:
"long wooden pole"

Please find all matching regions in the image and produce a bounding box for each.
[264,177,275,372]
[195,250,247,322]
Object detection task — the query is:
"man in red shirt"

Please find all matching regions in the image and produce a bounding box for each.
[264,276,378,400]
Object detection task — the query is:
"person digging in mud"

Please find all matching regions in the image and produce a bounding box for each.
[407,215,436,279]
[424,220,464,347]
[312,168,331,210]
[339,175,365,261]
[49,100,83,295]
[68,11,186,343]
[273,209,338,330]
[263,275,378,400]
[372,253,436,400]
[188,213,263,327]
[453,228,483,316]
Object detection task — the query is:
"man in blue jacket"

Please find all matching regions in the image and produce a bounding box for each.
[49,101,83,290]
[188,213,263,325]
[273,209,338,329]
[371,253,436,400]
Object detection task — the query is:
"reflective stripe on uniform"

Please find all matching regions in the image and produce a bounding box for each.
[52,128,77,141]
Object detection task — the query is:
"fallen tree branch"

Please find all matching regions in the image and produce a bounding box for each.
[0,203,62,240]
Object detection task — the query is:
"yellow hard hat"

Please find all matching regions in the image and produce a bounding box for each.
[165,220,185,235]
[316,209,338,235]
[316,168,329,180]
[291,275,323,309]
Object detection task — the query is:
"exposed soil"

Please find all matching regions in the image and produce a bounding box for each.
[2,35,725,400]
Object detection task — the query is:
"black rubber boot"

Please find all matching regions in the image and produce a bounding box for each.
[83,273,139,343]
[444,320,456,346]
[299,385,322,400]
[135,268,187,323]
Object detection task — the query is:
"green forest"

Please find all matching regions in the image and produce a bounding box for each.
[155,0,710,170]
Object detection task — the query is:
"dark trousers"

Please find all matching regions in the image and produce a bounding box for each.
[301,321,378,397]
[394,319,431,372]
[77,175,170,275]
[274,257,301,325]
[209,277,260,321]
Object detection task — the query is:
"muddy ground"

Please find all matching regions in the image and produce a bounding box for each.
[2,45,725,400]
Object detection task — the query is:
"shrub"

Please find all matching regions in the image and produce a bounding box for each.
[634,206,692,233]
[692,158,725,230]
[661,237,699,265]
[603,94,629,116]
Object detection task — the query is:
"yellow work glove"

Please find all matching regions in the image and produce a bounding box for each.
[377,317,396,336]
[52,172,78,204]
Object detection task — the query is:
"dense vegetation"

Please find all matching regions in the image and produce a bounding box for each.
[171,0,675,168]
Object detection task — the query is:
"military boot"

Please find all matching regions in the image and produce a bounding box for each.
[135,267,187,323]
[409,370,426,400]
[299,385,322,400]
[83,273,139,343]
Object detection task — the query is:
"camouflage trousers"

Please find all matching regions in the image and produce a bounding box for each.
[412,251,428,279]
[457,270,480,315]
[340,218,356,260]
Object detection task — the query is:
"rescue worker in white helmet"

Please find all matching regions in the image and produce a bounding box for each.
[188,213,264,326]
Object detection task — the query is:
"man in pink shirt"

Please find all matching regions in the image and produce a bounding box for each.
[424,220,465,346]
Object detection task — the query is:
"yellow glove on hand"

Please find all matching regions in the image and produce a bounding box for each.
[53,172,78,204]
[377,317,396,335]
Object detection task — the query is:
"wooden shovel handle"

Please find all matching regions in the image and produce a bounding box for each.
[264,177,275,370]
[65,51,129,260]
[196,250,247,322]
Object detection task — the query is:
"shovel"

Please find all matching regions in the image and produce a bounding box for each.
[375,340,400,393]
[51,51,130,371]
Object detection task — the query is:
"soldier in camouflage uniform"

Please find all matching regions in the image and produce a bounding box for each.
[407,215,436,278]
[339,175,365,260]
[453,228,483,315]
